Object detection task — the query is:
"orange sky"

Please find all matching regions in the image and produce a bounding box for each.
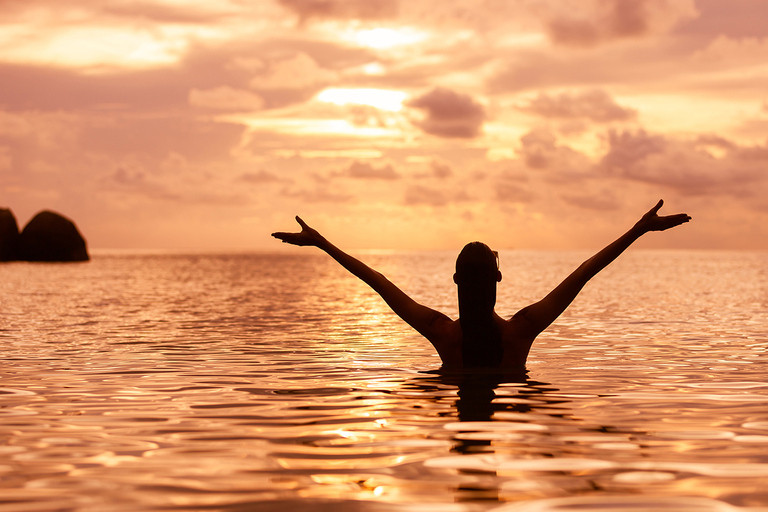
[2,0,768,251]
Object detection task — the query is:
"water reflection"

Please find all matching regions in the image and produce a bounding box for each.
[400,370,583,503]
[2,252,768,511]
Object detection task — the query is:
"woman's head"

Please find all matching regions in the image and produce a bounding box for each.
[454,242,503,367]
[454,242,501,288]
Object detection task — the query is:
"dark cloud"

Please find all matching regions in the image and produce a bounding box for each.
[544,0,695,47]
[104,2,228,23]
[600,129,768,197]
[600,129,667,172]
[406,87,486,138]
[518,129,591,173]
[277,0,398,21]
[674,0,768,39]
[546,0,647,46]
[519,89,636,123]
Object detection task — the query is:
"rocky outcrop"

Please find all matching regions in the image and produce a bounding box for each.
[0,209,89,262]
[0,209,21,261]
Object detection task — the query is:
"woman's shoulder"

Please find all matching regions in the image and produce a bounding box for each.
[498,314,537,365]
[428,317,463,367]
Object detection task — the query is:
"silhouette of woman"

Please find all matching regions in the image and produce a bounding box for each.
[272,200,690,369]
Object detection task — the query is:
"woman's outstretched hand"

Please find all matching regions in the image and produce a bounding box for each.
[634,200,691,233]
[271,216,327,247]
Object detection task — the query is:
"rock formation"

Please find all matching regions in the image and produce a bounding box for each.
[0,209,89,262]
[0,209,21,261]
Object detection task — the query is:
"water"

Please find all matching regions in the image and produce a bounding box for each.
[1,250,767,511]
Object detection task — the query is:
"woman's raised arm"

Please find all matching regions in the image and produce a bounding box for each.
[272,216,451,342]
[514,200,691,337]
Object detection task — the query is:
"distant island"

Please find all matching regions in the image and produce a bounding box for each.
[0,209,89,262]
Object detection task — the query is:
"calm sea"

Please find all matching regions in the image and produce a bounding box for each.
[1,250,767,512]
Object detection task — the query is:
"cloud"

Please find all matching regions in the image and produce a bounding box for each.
[111,165,180,201]
[103,2,234,23]
[674,0,768,39]
[404,185,468,207]
[519,89,636,123]
[518,128,591,173]
[239,170,282,183]
[411,159,454,179]
[686,36,768,95]
[281,186,353,203]
[0,60,216,112]
[485,40,690,94]
[249,53,338,91]
[430,160,453,179]
[406,87,486,138]
[600,129,768,198]
[0,110,35,139]
[692,35,768,67]
[3,0,768,250]
[541,0,698,46]
[561,190,620,211]
[0,110,82,169]
[496,183,534,203]
[277,0,398,21]
[600,129,667,172]
[189,87,264,110]
[341,160,400,180]
[80,112,244,161]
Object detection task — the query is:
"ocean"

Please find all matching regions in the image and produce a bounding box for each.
[1,249,767,511]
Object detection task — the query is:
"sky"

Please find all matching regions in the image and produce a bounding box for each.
[2,0,768,251]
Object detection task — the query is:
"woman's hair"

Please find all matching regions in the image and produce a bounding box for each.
[455,242,502,367]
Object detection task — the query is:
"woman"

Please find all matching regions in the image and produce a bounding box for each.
[272,200,691,369]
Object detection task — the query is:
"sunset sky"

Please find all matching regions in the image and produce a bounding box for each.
[2,0,768,251]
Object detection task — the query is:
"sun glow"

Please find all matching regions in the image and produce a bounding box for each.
[0,26,188,71]
[352,27,427,49]
[316,88,408,112]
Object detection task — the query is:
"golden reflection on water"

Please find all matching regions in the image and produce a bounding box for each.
[0,251,768,510]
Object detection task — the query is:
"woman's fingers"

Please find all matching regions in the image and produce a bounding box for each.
[648,199,664,216]
[271,231,291,241]
[272,217,324,247]
[668,213,692,226]
[656,213,691,230]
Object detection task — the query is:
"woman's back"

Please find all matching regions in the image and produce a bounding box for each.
[427,311,538,370]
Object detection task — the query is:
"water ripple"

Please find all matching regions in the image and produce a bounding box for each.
[1,251,767,510]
